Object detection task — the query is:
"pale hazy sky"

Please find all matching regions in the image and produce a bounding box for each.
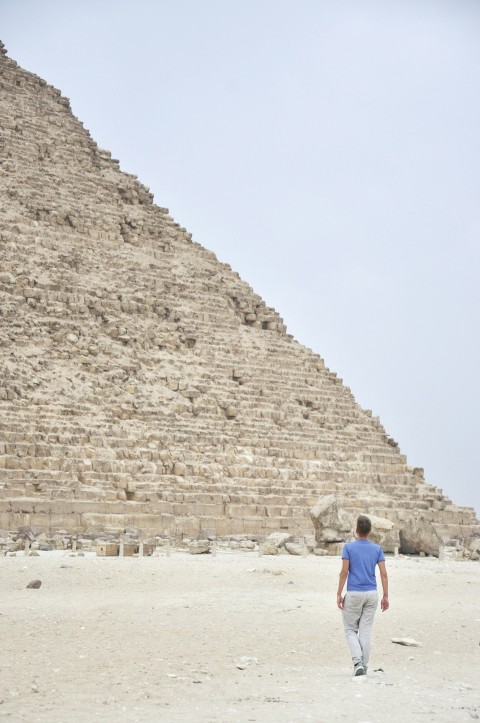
[2,0,479,517]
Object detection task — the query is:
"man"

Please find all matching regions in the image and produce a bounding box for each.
[336,515,389,676]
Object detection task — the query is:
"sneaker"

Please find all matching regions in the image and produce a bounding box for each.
[353,663,365,677]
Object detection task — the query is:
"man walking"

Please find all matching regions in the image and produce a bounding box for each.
[336,515,389,676]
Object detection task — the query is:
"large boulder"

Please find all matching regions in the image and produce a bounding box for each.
[310,495,353,544]
[399,517,442,556]
[368,515,400,554]
[468,537,480,561]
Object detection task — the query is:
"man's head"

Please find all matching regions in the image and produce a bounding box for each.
[356,515,372,538]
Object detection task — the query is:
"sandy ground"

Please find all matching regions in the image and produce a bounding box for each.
[0,549,479,723]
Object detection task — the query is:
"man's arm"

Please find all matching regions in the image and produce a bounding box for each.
[378,560,389,611]
[336,559,349,609]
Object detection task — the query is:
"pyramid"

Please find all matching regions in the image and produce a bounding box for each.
[0,43,478,540]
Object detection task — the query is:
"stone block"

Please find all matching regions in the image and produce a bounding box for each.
[96,542,119,556]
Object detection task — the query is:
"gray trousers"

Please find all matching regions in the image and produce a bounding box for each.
[342,591,378,667]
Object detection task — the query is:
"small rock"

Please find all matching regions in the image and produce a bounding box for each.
[391,637,422,647]
[235,656,258,670]
[189,541,210,555]
[26,580,42,589]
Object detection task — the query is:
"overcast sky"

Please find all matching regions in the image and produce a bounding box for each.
[2,0,479,517]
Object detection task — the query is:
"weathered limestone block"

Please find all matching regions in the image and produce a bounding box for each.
[173,462,187,476]
[368,515,399,554]
[17,525,39,541]
[399,517,443,556]
[259,541,279,555]
[310,495,353,543]
[258,531,291,554]
[467,537,480,561]
[189,540,210,554]
[265,531,292,548]
[285,541,307,556]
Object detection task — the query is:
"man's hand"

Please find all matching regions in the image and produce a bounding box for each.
[381,595,389,612]
[337,594,344,610]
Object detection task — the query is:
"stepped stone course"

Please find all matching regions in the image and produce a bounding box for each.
[0,42,478,541]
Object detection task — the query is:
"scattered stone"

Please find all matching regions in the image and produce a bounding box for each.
[189,540,210,554]
[265,532,292,549]
[26,579,42,589]
[285,542,307,556]
[259,541,279,556]
[235,656,258,670]
[391,637,422,647]
[240,540,256,550]
[17,525,39,541]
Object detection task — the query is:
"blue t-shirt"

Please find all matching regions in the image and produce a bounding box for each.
[342,539,385,591]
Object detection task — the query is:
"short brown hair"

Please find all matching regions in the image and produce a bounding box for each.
[356,515,371,536]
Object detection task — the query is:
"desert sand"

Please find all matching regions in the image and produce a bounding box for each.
[1,550,479,722]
